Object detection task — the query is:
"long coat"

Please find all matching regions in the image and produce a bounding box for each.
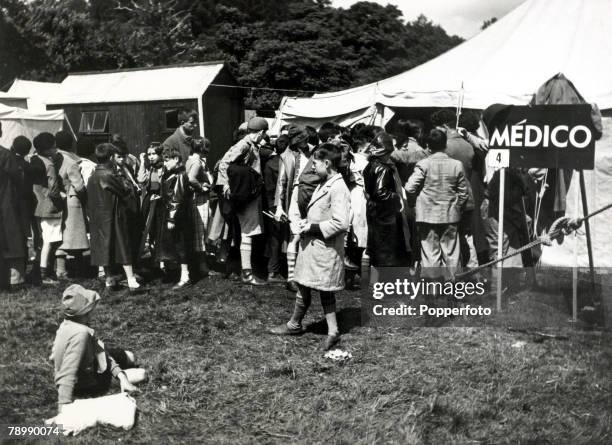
[57,150,89,252]
[363,158,412,267]
[13,154,36,238]
[294,173,350,292]
[0,147,28,260]
[186,154,212,253]
[154,167,192,263]
[87,164,132,266]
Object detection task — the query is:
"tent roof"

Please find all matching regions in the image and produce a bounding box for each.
[280,0,612,121]
[1,79,62,111]
[47,62,225,105]
[0,91,27,100]
[0,103,64,121]
[7,79,61,98]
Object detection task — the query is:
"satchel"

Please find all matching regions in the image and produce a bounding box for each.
[227,163,263,212]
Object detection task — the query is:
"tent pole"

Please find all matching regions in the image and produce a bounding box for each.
[496,168,505,312]
[64,115,78,141]
[197,95,205,139]
[579,170,596,292]
[455,82,464,129]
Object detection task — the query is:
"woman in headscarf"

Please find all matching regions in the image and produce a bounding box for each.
[363,132,411,268]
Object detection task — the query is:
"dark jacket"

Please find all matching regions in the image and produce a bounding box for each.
[13,153,36,230]
[445,129,475,211]
[155,166,192,263]
[87,163,133,266]
[263,155,280,211]
[296,157,321,218]
[363,158,411,267]
[162,127,194,164]
[227,163,263,213]
[0,147,28,259]
[390,138,430,184]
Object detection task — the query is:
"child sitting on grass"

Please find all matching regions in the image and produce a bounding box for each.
[51,284,145,414]
[270,143,351,350]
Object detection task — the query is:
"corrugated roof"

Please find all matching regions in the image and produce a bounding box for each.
[47,62,225,105]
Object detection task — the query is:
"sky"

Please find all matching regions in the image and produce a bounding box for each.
[331,0,526,38]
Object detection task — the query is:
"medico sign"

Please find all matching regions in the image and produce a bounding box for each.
[485,104,595,170]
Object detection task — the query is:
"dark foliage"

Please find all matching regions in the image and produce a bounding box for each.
[1,0,463,108]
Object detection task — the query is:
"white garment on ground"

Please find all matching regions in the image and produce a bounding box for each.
[45,392,137,436]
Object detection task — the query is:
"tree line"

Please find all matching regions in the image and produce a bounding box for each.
[0,0,463,110]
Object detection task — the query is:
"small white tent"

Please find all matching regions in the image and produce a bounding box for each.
[274,0,612,130]
[0,104,65,148]
[6,79,62,112]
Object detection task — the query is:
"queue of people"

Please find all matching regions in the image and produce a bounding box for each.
[0,107,539,351]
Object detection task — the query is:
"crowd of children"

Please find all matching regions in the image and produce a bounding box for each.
[1,107,549,409]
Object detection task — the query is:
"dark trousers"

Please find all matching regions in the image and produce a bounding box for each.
[265,219,282,274]
[73,348,129,398]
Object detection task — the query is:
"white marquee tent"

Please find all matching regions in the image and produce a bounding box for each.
[0,104,64,148]
[273,0,612,131]
[3,79,62,112]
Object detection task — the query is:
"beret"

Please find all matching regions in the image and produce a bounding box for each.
[62,284,101,318]
[247,117,269,131]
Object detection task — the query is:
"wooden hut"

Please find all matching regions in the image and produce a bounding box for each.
[46,62,244,164]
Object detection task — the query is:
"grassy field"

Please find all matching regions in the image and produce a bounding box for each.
[0,274,610,444]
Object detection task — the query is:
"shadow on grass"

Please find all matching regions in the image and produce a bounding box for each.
[305,306,362,335]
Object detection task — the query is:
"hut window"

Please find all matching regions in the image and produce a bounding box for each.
[79,111,109,134]
[164,108,179,130]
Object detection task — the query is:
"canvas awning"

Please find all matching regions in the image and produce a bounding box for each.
[0,104,65,147]
[276,0,612,128]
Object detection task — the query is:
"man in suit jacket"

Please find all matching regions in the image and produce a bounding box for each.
[405,129,468,279]
[162,109,199,163]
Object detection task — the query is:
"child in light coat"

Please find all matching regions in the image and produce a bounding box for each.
[270,143,351,350]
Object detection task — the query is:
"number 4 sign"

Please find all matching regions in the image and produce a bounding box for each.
[487,149,510,169]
